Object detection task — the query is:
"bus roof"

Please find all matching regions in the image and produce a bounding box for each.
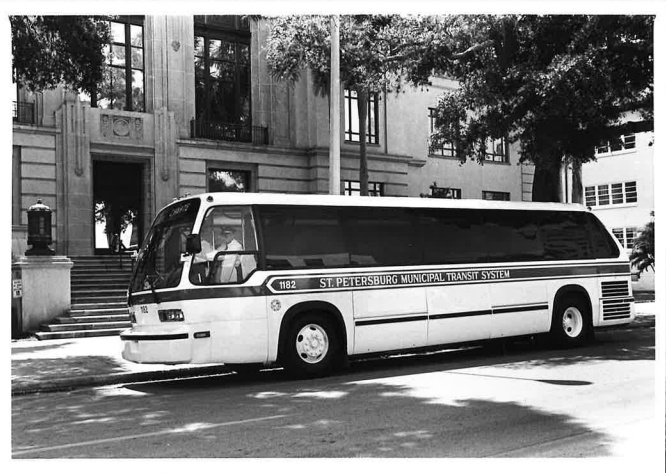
[170,192,588,213]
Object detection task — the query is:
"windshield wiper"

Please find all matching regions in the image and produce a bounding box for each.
[144,273,161,305]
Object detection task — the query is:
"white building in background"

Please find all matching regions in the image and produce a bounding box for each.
[581,130,655,291]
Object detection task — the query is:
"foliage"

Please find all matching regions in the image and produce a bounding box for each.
[266,15,438,96]
[630,218,655,278]
[11,16,110,95]
[427,15,654,201]
[265,15,446,195]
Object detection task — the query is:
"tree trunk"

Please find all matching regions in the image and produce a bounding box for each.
[531,160,562,202]
[571,160,583,204]
[357,89,369,196]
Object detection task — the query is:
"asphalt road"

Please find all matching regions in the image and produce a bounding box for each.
[12,322,656,458]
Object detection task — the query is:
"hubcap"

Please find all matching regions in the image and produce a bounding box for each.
[295,324,329,364]
[562,307,584,338]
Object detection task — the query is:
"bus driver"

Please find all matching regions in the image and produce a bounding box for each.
[218,228,243,283]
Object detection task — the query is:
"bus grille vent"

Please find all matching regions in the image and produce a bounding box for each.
[601,281,629,298]
[602,300,632,320]
[601,281,631,321]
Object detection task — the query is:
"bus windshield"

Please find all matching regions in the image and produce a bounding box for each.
[130,198,200,293]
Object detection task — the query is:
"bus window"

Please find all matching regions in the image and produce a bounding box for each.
[482,210,545,262]
[539,211,593,260]
[419,209,488,264]
[585,213,621,259]
[342,207,421,267]
[189,205,258,285]
[131,198,200,293]
[259,206,350,269]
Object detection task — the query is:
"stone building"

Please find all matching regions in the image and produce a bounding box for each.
[12,15,530,259]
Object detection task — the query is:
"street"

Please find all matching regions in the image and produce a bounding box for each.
[12,321,656,458]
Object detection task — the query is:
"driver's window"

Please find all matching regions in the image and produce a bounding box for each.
[189,206,258,285]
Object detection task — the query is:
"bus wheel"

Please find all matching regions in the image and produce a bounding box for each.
[550,296,592,347]
[282,313,340,378]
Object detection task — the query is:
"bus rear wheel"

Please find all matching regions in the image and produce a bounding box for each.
[282,313,341,378]
[550,296,593,347]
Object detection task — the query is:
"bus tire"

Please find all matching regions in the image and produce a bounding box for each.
[549,295,593,347]
[281,312,341,379]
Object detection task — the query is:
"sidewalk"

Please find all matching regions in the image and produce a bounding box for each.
[11,302,658,396]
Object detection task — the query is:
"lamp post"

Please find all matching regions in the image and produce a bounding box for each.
[329,15,341,195]
[26,199,55,256]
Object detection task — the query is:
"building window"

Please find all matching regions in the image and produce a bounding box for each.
[430,186,461,199]
[612,227,638,250]
[428,108,456,157]
[344,89,379,144]
[95,17,145,112]
[483,137,508,163]
[596,133,636,154]
[194,16,251,127]
[598,184,610,206]
[343,180,383,196]
[208,168,251,192]
[585,181,637,207]
[482,190,510,201]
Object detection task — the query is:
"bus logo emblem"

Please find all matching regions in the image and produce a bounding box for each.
[270,299,281,312]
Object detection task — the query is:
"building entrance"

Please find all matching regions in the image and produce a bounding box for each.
[93,161,144,254]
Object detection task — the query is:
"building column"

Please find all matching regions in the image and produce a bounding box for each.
[55,96,93,255]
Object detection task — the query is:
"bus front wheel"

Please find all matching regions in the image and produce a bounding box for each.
[550,296,593,347]
[282,313,341,378]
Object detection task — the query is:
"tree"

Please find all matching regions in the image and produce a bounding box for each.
[630,215,655,279]
[11,16,110,96]
[265,15,441,195]
[427,15,654,202]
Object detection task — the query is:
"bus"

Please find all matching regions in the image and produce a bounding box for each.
[121,193,635,378]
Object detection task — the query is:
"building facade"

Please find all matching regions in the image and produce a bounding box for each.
[12,15,530,259]
[581,129,655,291]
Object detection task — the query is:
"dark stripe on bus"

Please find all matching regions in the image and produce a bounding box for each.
[128,262,631,305]
[430,309,492,320]
[120,333,189,341]
[492,304,549,315]
[355,315,429,327]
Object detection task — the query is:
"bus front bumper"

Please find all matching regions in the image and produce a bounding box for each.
[120,330,193,364]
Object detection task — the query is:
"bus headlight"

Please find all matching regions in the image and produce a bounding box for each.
[158,309,185,322]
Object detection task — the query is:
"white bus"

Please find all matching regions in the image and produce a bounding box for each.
[121,193,635,378]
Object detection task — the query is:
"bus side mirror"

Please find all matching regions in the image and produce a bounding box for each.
[185,234,202,254]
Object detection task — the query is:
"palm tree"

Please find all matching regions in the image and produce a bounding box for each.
[630,216,655,279]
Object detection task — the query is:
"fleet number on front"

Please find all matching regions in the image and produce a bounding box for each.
[277,280,297,290]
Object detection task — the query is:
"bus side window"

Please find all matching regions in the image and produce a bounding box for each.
[259,206,350,269]
[342,207,420,267]
[419,208,487,265]
[540,211,592,260]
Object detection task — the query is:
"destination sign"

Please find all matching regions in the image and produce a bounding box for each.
[267,269,511,293]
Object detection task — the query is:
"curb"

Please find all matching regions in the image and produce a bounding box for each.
[12,364,232,396]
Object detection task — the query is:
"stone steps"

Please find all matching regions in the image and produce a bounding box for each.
[34,255,135,340]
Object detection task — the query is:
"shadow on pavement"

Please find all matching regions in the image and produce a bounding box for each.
[12,323,656,458]
[12,370,613,458]
[12,356,126,383]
